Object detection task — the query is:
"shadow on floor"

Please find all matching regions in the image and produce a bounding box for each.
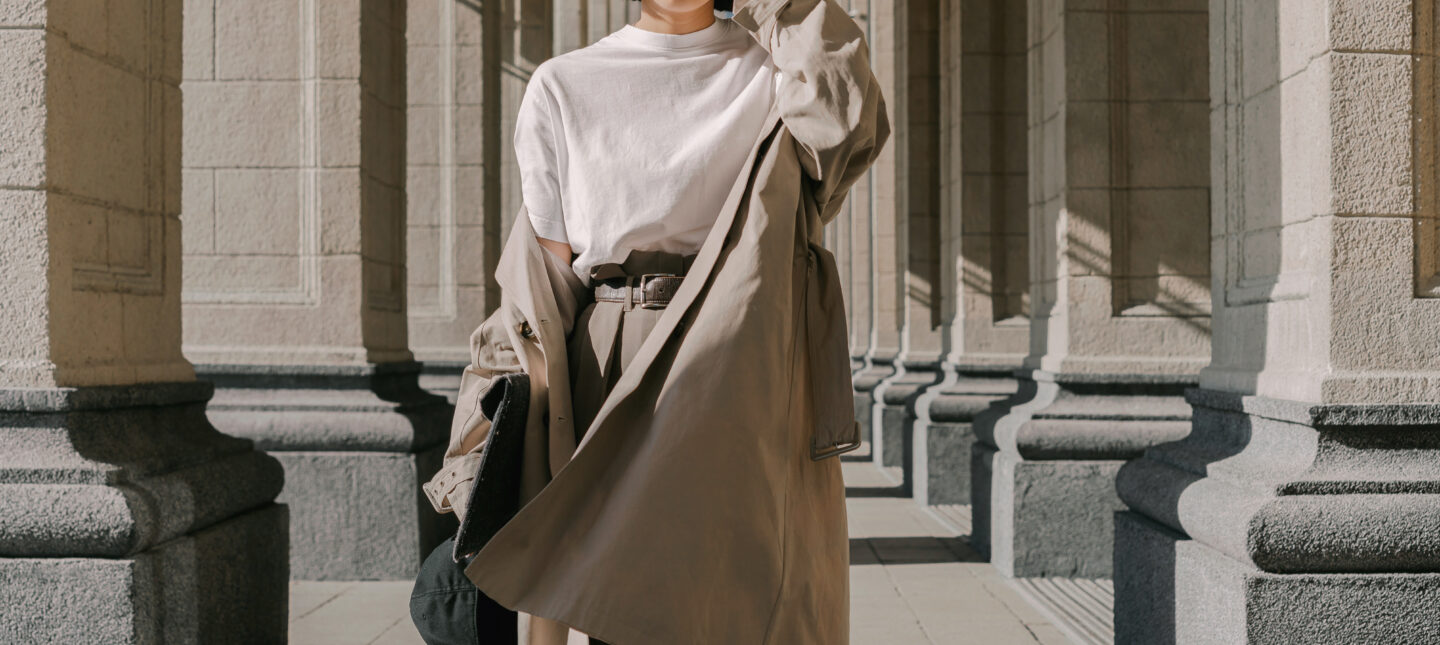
[845,483,911,498]
[851,536,985,566]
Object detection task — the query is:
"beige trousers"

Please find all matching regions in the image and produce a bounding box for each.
[523,248,697,645]
[568,249,697,445]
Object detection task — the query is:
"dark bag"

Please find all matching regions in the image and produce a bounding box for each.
[452,371,530,562]
[411,372,529,645]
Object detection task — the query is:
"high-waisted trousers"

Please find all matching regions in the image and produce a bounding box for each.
[567,249,696,446]
[411,248,695,645]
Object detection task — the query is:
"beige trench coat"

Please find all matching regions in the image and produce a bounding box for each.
[421,0,889,642]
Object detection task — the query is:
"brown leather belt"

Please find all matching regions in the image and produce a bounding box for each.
[593,273,684,309]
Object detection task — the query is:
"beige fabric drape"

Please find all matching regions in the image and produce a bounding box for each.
[422,1,889,642]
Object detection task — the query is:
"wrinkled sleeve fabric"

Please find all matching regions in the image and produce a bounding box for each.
[421,302,526,524]
[514,71,570,244]
[731,0,891,226]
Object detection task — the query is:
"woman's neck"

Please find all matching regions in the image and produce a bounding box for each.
[633,3,715,35]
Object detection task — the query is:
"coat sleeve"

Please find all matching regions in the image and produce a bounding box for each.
[420,301,527,523]
[730,0,891,227]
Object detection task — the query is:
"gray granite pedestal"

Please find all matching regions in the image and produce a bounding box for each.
[971,369,1192,578]
[870,361,942,487]
[852,357,895,449]
[1115,391,1440,644]
[911,366,1018,506]
[198,361,455,580]
[0,382,289,644]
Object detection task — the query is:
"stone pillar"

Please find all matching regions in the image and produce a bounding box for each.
[827,161,859,371]
[846,163,875,384]
[865,0,944,481]
[406,0,501,402]
[182,0,451,580]
[912,0,1030,507]
[843,0,883,448]
[0,0,288,641]
[828,0,863,378]
[851,0,902,451]
[971,0,1212,577]
[552,0,584,57]
[1115,1,1440,641]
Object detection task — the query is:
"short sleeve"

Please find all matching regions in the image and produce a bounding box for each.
[514,75,569,243]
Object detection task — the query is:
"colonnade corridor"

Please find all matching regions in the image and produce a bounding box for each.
[2,0,1436,643]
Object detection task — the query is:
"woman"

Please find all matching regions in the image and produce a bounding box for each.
[416,0,888,643]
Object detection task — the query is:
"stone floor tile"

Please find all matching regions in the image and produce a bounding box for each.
[290,581,358,621]
[941,621,1049,645]
[980,577,1055,626]
[1029,623,1077,645]
[290,581,416,645]
[368,616,425,645]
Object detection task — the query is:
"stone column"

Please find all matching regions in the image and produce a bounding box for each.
[495,0,555,251]
[971,0,1212,578]
[865,0,945,481]
[827,0,862,375]
[0,0,287,641]
[827,165,858,370]
[182,0,451,580]
[842,0,882,448]
[911,0,1030,507]
[552,0,584,56]
[406,0,501,402]
[405,0,561,405]
[1116,1,1440,641]
[846,166,875,374]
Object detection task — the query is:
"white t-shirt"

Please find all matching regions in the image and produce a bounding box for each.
[513,17,778,286]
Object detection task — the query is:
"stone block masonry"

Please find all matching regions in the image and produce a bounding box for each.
[0,0,290,640]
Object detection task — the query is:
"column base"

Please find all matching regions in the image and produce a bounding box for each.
[0,382,288,643]
[852,357,895,448]
[911,368,1018,506]
[1116,512,1440,645]
[914,421,974,505]
[970,370,1193,577]
[870,361,941,473]
[1116,390,1440,643]
[974,445,1127,577]
[199,361,455,580]
[0,505,288,645]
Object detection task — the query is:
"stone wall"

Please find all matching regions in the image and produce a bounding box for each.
[181,0,453,582]
[182,0,410,366]
[0,0,192,389]
[405,0,497,373]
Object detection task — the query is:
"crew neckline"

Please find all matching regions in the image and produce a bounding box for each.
[613,17,730,50]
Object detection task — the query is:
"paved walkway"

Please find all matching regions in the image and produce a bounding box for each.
[288,459,1071,644]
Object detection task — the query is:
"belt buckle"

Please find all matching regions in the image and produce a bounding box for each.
[638,273,676,309]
